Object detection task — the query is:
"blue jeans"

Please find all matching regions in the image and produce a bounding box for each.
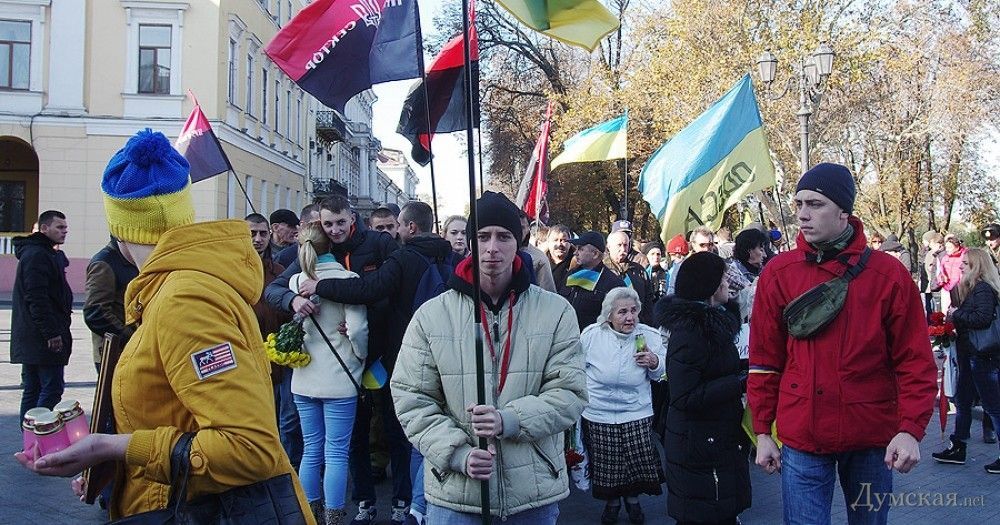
[781,445,891,525]
[410,448,425,514]
[19,364,65,420]
[426,502,558,525]
[275,372,303,468]
[349,386,412,505]
[953,352,1000,449]
[295,394,357,509]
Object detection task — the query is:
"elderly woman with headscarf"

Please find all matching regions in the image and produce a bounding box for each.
[580,286,666,525]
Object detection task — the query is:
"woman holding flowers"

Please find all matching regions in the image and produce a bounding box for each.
[932,248,1000,474]
[288,222,369,524]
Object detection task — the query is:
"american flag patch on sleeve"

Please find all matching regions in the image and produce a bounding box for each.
[191,343,238,380]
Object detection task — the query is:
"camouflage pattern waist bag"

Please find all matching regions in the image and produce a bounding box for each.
[783,248,872,339]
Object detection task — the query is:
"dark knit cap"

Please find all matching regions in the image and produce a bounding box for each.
[641,241,664,255]
[796,162,856,214]
[675,251,727,301]
[467,191,522,247]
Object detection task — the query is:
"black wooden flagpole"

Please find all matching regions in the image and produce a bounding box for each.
[459,0,490,523]
[230,169,257,214]
[413,6,441,233]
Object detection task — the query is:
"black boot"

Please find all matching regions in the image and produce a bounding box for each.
[624,500,645,525]
[600,499,621,525]
[932,439,967,464]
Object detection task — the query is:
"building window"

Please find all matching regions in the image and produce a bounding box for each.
[245,53,254,116]
[245,176,255,214]
[285,89,291,138]
[227,38,237,103]
[0,19,30,90]
[260,180,268,216]
[274,79,280,133]
[296,96,302,142]
[261,68,268,125]
[137,24,171,94]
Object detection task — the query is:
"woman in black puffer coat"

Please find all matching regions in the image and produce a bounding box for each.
[656,251,750,525]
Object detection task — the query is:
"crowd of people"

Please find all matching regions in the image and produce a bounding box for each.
[9,129,1000,525]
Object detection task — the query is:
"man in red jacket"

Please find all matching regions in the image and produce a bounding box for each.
[748,163,937,525]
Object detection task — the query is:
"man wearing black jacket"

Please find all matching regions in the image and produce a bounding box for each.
[604,230,655,325]
[558,231,625,331]
[11,210,74,420]
[265,194,401,525]
[294,200,453,525]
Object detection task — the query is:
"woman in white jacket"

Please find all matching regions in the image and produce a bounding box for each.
[581,286,666,525]
[288,222,368,525]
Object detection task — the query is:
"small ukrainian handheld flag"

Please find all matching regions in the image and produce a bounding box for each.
[362,358,388,390]
[565,268,601,292]
[639,75,776,243]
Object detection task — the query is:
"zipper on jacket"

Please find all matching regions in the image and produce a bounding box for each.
[484,309,507,520]
[712,468,720,501]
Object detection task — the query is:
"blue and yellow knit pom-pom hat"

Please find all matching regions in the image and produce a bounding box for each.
[102,129,195,244]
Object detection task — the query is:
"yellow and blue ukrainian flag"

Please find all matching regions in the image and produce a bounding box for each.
[494,0,620,51]
[565,268,602,291]
[550,112,627,171]
[638,75,776,243]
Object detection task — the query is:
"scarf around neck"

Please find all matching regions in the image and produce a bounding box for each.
[809,223,855,263]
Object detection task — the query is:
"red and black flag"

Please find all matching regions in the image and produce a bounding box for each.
[265,0,422,113]
[396,22,480,166]
[176,92,232,183]
[515,101,553,224]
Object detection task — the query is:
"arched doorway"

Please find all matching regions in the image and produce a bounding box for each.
[0,136,38,233]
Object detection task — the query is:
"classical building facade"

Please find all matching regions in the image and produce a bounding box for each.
[0,0,415,292]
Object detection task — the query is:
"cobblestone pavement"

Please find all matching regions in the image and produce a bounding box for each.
[1,309,998,524]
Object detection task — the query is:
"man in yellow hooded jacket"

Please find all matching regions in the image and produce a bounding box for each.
[15,129,313,524]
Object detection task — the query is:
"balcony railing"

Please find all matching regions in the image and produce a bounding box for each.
[0,232,30,255]
[316,110,348,144]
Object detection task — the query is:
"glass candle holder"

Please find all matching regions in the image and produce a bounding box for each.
[54,399,90,444]
[21,408,50,461]
[32,411,70,457]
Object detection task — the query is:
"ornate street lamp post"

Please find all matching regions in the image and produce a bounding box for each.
[756,42,835,172]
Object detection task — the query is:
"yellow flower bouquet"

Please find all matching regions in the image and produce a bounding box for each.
[265,315,311,368]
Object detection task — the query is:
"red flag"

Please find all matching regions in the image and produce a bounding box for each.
[396,7,479,166]
[264,0,422,113]
[176,92,232,183]
[515,101,553,224]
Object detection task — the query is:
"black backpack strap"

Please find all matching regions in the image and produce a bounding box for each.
[842,247,872,282]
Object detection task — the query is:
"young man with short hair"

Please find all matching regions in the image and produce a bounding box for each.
[11,210,73,420]
[749,163,937,525]
[370,205,401,244]
[391,191,587,524]
[246,213,299,469]
[266,195,401,525]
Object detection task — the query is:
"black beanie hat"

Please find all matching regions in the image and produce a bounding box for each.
[467,191,522,247]
[675,251,727,301]
[796,162,856,214]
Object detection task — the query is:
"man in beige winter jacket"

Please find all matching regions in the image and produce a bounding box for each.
[391,192,587,524]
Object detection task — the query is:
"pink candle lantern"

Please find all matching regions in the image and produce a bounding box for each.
[54,399,90,444]
[31,410,71,457]
[21,407,49,461]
